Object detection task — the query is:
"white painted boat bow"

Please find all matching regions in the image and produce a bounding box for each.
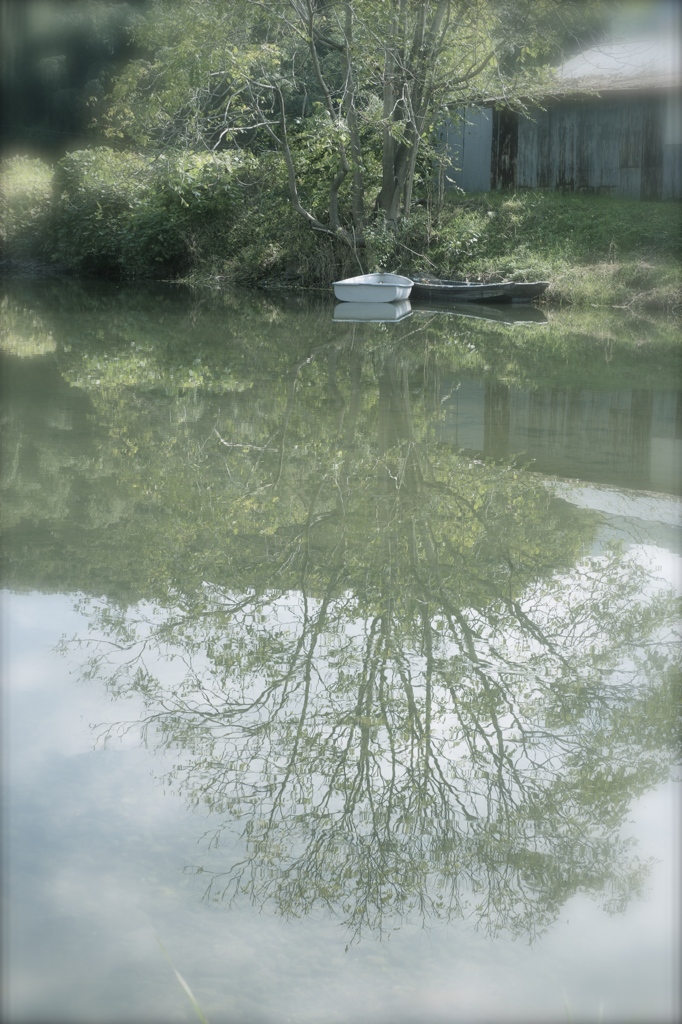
[333,273,413,303]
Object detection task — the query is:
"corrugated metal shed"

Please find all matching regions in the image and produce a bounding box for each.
[443,37,682,199]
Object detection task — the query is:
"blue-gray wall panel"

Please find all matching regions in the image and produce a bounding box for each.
[440,108,492,192]
[446,94,680,199]
[663,145,682,197]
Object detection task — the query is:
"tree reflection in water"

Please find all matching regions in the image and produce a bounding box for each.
[63,344,681,945]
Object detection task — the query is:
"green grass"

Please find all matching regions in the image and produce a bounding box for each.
[383,190,682,312]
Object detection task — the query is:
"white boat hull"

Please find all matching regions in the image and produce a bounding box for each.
[333,272,413,303]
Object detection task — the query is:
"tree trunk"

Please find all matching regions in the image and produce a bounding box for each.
[377,37,398,220]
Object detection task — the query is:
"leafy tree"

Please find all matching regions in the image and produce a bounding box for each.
[99,0,607,249]
[1,0,144,154]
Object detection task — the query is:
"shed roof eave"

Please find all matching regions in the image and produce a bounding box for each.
[474,79,681,107]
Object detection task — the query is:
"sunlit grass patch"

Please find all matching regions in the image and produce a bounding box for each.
[0,296,56,356]
[0,155,53,264]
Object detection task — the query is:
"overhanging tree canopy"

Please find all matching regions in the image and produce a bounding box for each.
[101,0,606,245]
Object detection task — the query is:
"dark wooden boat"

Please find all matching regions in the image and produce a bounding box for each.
[410,277,550,303]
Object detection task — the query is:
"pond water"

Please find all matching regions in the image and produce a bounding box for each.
[1,279,681,1024]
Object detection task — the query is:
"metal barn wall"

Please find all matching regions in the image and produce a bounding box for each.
[663,92,682,198]
[441,93,681,198]
[516,94,681,199]
[439,107,492,192]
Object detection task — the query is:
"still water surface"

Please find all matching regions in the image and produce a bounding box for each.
[2,279,681,1023]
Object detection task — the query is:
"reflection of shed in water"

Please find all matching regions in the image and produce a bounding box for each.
[436,380,682,494]
[441,37,682,199]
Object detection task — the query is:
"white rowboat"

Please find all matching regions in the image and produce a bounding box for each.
[333,272,413,303]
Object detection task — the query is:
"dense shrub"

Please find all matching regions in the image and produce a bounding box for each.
[198,150,361,288]
[50,148,244,278]
[0,156,53,261]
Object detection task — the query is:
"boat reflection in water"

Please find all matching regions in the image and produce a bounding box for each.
[411,300,548,325]
[333,298,412,322]
[333,298,547,326]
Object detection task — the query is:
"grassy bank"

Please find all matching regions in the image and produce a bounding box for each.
[2,153,680,312]
[415,190,681,312]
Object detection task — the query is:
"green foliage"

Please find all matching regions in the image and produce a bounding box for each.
[1,145,357,285]
[97,0,270,150]
[50,147,246,278]
[1,0,143,155]
[189,150,362,287]
[0,156,53,260]
[95,0,606,236]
